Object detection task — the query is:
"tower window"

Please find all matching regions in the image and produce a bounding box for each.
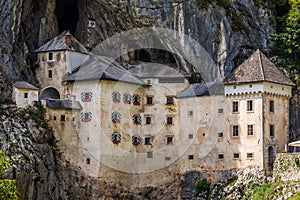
[270,100,274,112]
[167,117,173,125]
[270,124,274,137]
[218,154,224,160]
[144,136,152,145]
[189,155,194,160]
[146,116,151,124]
[232,101,239,113]
[247,100,253,112]
[47,52,54,61]
[24,93,28,98]
[166,96,174,105]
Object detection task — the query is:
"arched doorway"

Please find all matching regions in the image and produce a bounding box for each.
[39,87,60,100]
[268,146,276,169]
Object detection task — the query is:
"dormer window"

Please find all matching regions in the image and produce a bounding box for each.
[47,52,55,62]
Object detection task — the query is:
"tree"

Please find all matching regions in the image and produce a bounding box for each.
[271,0,300,85]
[0,150,19,200]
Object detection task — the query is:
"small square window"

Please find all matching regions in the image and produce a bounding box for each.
[247,125,254,136]
[247,153,253,159]
[147,152,153,158]
[166,136,173,144]
[166,96,174,105]
[249,84,252,88]
[232,125,239,137]
[24,93,28,98]
[145,137,152,145]
[270,100,274,112]
[48,70,53,78]
[146,116,151,124]
[247,100,253,112]
[270,124,274,137]
[218,154,224,159]
[86,158,90,164]
[147,96,153,105]
[61,115,66,121]
[233,153,240,159]
[232,101,239,113]
[218,109,223,113]
[188,111,193,116]
[218,132,223,137]
[188,155,194,160]
[167,117,173,125]
[165,157,171,161]
[188,134,193,139]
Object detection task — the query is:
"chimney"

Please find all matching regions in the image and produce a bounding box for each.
[65,31,72,47]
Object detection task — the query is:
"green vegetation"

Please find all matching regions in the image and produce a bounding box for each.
[271,0,300,86]
[0,150,19,200]
[196,178,210,196]
[251,180,281,200]
[289,192,300,199]
[295,157,300,166]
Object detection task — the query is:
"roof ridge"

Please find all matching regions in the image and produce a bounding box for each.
[257,50,265,80]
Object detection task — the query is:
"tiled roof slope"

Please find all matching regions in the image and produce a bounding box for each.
[35,31,89,54]
[13,81,38,90]
[224,49,294,86]
[176,82,224,98]
[65,56,146,85]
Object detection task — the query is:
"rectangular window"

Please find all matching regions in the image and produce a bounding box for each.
[61,115,66,122]
[147,96,153,105]
[218,132,223,137]
[270,100,274,112]
[145,137,152,145]
[218,108,224,113]
[86,158,90,164]
[188,134,193,139]
[218,154,224,159]
[188,111,193,116]
[232,101,239,113]
[24,93,28,98]
[247,125,254,136]
[188,155,194,160]
[233,153,240,159]
[247,100,253,112]
[146,116,151,124]
[166,96,174,105]
[48,70,53,78]
[270,124,274,137]
[247,153,254,159]
[47,52,54,61]
[147,152,153,158]
[167,117,173,125]
[232,125,239,137]
[166,136,173,144]
[165,157,171,161]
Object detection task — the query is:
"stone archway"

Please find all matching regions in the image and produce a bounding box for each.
[39,87,60,100]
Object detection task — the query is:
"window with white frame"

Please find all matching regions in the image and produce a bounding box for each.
[232,125,239,137]
[247,124,254,136]
[47,52,54,61]
[247,100,253,112]
[232,101,239,113]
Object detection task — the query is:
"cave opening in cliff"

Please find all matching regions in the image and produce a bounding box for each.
[134,49,177,64]
[55,0,79,35]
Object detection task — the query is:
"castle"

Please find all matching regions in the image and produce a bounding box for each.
[13,32,294,186]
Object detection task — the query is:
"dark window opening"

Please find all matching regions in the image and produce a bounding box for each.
[86,158,90,164]
[48,52,54,61]
[189,155,194,160]
[24,93,28,98]
[247,100,253,111]
[147,152,153,158]
[247,125,254,136]
[48,70,53,78]
[218,154,224,159]
[188,134,193,139]
[218,132,223,137]
[145,137,152,145]
[146,117,151,124]
[232,125,239,137]
[270,100,274,112]
[247,153,253,159]
[166,136,173,144]
[232,101,239,112]
[166,96,174,105]
[233,153,240,159]
[55,0,79,35]
[167,117,173,125]
[147,96,153,105]
[270,124,274,137]
[61,115,66,121]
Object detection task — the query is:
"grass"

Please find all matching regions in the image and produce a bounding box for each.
[289,192,300,200]
[252,181,281,200]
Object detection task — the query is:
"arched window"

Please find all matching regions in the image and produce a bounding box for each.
[80,112,92,122]
[112,133,121,144]
[112,91,121,103]
[132,95,141,105]
[123,93,131,104]
[132,136,141,145]
[112,112,121,123]
[132,114,141,125]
